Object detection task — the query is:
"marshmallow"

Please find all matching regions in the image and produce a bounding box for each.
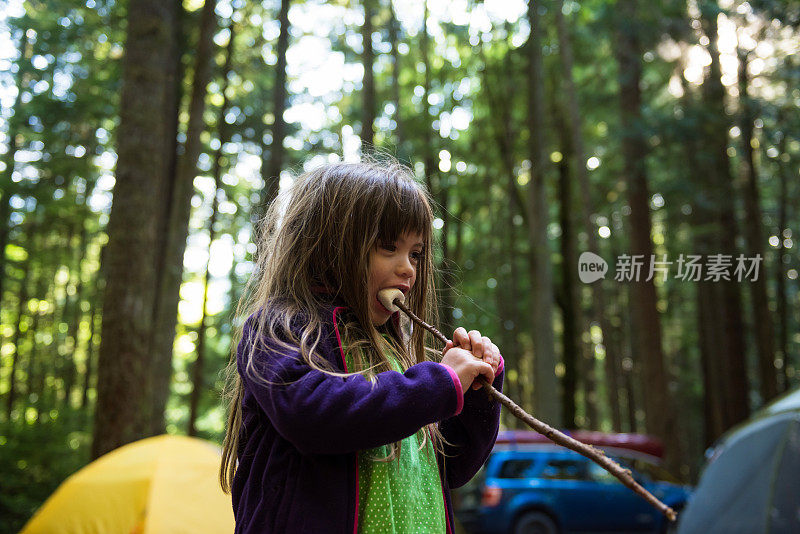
[377,288,405,313]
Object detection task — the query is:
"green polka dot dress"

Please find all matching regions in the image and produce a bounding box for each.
[344,335,447,534]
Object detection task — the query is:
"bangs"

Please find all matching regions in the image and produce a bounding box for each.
[375,177,432,245]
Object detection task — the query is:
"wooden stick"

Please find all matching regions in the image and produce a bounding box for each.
[392,297,677,522]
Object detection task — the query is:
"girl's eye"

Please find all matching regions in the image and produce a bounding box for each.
[379,242,423,261]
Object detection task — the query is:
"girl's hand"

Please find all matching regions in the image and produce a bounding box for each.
[443,327,502,390]
[441,346,495,394]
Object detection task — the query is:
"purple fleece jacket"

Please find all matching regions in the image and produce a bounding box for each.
[231,297,504,534]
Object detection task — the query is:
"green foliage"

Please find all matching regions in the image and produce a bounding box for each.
[0,408,92,534]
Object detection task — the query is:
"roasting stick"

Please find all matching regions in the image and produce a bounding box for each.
[378,289,677,522]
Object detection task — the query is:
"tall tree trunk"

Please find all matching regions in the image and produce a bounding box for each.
[188,19,236,436]
[388,3,405,159]
[52,225,76,408]
[614,0,678,470]
[259,0,290,214]
[475,37,533,422]
[698,277,728,444]
[526,0,561,424]
[604,222,631,432]
[91,0,181,459]
[605,280,628,432]
[21,225,47,418]
[486,48,545,424]
[5,251,31,419]
[148,2,185,418]
[361,0,375,151]
[187,195,217,437]
[38,278,58,419]
[0,32,31,316]
[148,0,218,436]
[554,0,621,431]
[438,186,454,337]
[580,333,599,429]
[553,103,579,429]
[738,49,778,402]
[80,303,98,410]
[677,56,728,445]
[697,3,749,426]
[775,134,790,391]
[477,43,529,226]
[474,45,529,421]
[501,213,524,427]
[619,277,639,433]
[62,222,89,407]
[483,38,549,422]
[82,245,106,410]
[556,126,588,428]
[482,165,523,429]
[421,0,435,196]
[419,1,452,334]
[24,235,46,403]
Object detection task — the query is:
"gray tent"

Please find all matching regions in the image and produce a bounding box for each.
[677,388,800,534]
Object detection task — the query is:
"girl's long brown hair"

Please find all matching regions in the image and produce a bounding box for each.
[219,158,454,493]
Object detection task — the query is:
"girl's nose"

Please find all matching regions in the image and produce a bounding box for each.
[396,256,414,278]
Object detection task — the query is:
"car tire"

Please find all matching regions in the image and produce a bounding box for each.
[512,511,559,534]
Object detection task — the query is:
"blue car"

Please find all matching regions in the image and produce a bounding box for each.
[453,434,691,534]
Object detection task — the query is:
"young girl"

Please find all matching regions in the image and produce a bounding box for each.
[219,160,505,533]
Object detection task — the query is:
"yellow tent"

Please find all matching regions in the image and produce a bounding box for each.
[20,435,234,534]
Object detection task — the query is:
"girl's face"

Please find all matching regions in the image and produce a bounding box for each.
[367,231,425,325]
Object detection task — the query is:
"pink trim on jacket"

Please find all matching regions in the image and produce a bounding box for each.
[440,364,464,416]
[441,484,453,534]
[332,306,360,534]
[332,306,348,369]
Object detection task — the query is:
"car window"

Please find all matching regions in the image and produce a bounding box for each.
[498,459,536,479]
[587,456,679,485]
[628,458,679,483]
[540,458,588,480]
[588,461,621,484]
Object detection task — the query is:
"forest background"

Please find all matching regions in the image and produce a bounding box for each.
[0,0,797,530]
